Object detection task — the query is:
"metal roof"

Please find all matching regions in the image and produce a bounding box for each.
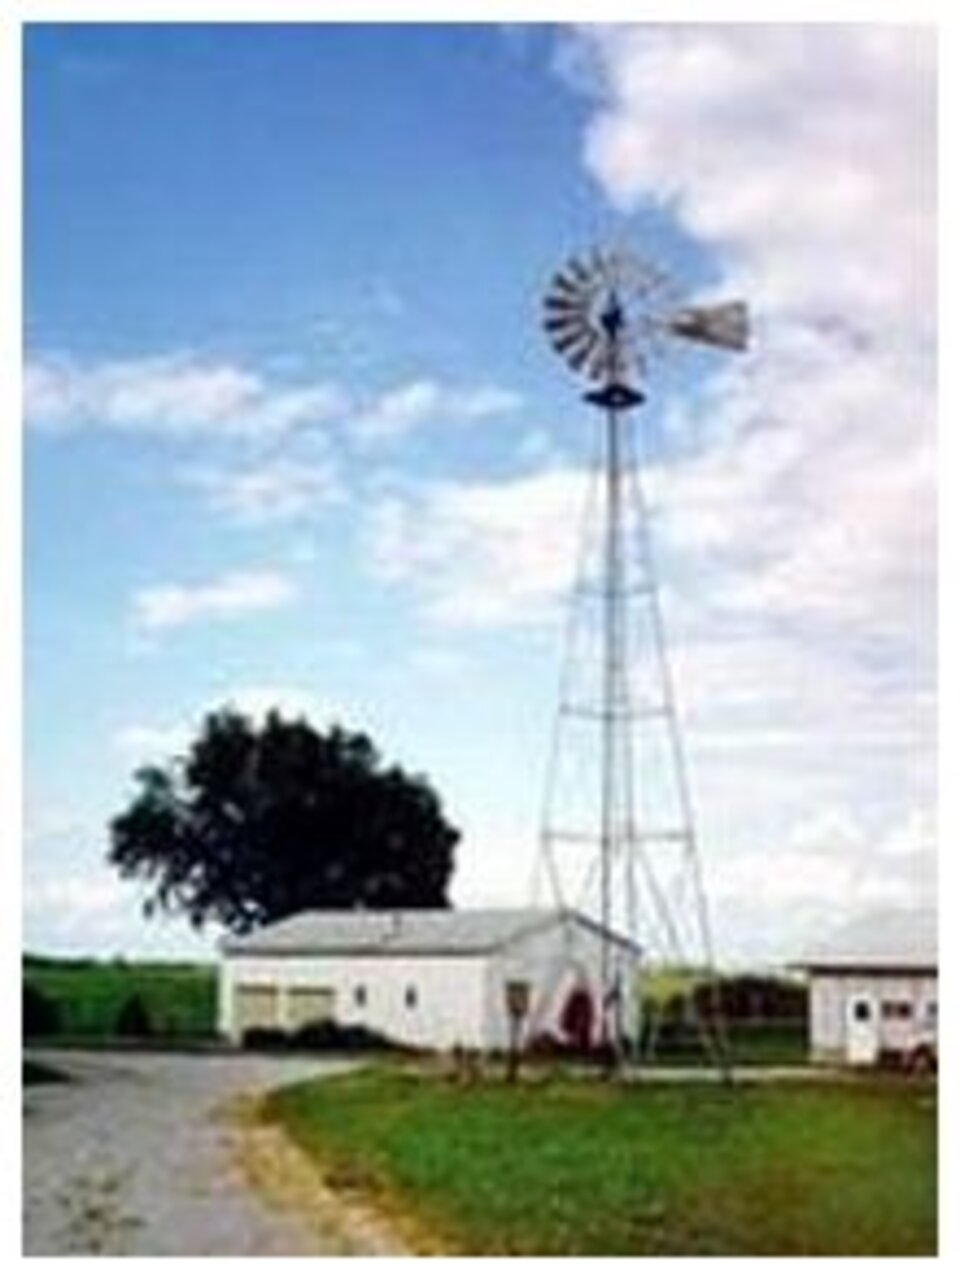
[799,908,937,971]
[221,906,640,958]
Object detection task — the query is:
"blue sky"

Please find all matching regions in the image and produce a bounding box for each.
[23,23,936,964]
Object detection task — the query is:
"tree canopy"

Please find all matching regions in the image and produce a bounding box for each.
[107,708,459,933]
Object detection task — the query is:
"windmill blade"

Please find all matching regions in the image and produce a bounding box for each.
[586,338,613,381]
[567,256,595,287]
[549,271,582,300]
[667,301,749,352]
[544,296,590,322]
[552,322,598,363]
[544,321,593,356]
[566,330,601,373]
[543,311,589,338]
[552,324,594,358]
[544,286,589,309]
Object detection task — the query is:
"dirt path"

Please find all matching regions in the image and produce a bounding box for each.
[22,1048,408,1256]
[226,1094,413,1255]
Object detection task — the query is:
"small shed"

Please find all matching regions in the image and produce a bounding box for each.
[798,909,937,1067]
[219,906,641,1051]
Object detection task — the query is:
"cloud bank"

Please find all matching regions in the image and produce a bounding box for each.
[26,352,346,438]
[131,568,298,632]
[363,25,936,953]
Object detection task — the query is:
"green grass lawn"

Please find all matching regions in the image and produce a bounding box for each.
[265,1068,937,1256]
[23,957,217,1040]
[652,1021,808,1066]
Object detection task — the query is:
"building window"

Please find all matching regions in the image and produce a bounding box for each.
[354,985,367,1008]
[852,999,872,1022]
[880,1000,913,1020]
[404,985,418,1009]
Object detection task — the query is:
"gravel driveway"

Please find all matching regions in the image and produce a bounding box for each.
[22,1049,379,1256]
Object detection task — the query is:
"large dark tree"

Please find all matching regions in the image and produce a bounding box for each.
[107,708,458,933]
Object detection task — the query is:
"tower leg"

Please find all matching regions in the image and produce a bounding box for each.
[535,388,729,1080]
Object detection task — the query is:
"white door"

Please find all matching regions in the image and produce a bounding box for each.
[234,983,281,1035]
[286,986,336,1030]
[846,992,879,1065]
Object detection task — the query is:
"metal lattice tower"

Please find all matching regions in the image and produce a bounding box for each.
[532,245,749,1064]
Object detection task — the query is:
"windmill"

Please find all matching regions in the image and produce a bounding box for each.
[535,244,749,1067]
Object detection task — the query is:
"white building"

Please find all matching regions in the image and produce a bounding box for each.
[798,909,937,1067]
[219,906,640,1051]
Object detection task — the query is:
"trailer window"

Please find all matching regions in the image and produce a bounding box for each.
[852,999,872,1022]
[880,1000,913,1020]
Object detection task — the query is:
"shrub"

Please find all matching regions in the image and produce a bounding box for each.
[115,992,153,1038]
[242,1025,290,1051]
[288,1019,338,1050]
[526,1030,567,1058]
[289,1019,397,1052]
[23,982,62,1038]
[243,1019,400,1054]
[692,975,808,1021]
[24,1058,70,1086]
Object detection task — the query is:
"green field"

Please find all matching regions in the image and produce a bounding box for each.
[23,957,217,1040]
[265,1068,937,1255]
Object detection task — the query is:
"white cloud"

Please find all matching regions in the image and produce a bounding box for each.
[558,24,935,653]
[112,685,333,768]
[25,352,346,438]
[113,723,186,761]
[566,25,933,328]
[878,808,937,861]
[362,6,936,939]
[364,29,935,665]
[131,568,298,632]
[217,683,330,725]
[352,378,522,445]
[184,454,342,524]
[530,25,937,954]
[27,872,130,920]
[710,802,937,962]
[23,804,88,846]
[366,466,585,626]
[23,860,210,959]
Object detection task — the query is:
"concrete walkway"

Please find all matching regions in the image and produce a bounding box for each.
[621,1064,839,1083]
[22,1048,396,1256]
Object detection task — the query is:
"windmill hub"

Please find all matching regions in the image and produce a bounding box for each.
[600,294,625,339]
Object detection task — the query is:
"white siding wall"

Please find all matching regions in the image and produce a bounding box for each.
[809,970,938,1063]
[221,953,487,1049]
[484,917,639,1050]
[810,975,845,1058]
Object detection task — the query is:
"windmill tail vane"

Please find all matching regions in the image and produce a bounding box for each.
[668,301,750,351]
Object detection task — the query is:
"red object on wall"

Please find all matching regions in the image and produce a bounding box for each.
[560,985,595,1052]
